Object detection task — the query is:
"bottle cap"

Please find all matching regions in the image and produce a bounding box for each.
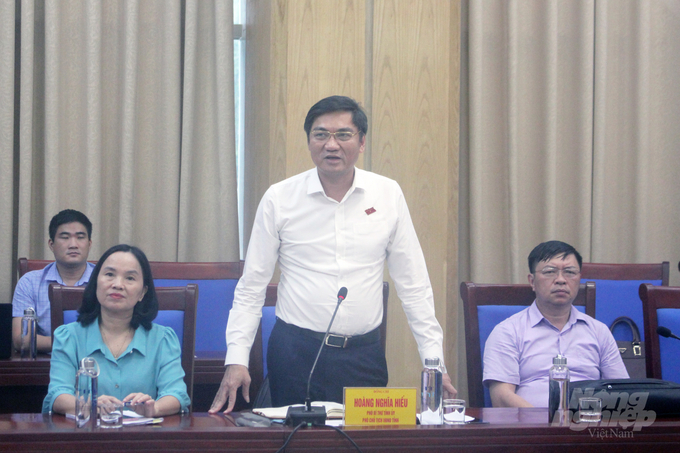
[23,307,36,316]
[79,357,100,377]
[424,357,440,367]
[553,354,567,365]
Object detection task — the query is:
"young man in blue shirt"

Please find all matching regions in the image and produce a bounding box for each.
[12,209,94,352]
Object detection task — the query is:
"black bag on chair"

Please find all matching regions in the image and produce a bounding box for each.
[570,378,680,418]
[610,316,646,379]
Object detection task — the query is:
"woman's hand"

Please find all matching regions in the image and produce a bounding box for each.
[97,394,124,407]
[122,393,181,417]
[123,393,157,417]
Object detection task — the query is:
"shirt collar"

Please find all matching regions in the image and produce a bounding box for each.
[44,262,64,284]
[307,169,325,195]
[83,321,148,359]
[82,321,108,357]
[306,167,364,200]
[528,301,590,329]
[77,262,96,286]
[127,327,147,357]
[45,261,95,286]
[353,167,367,190]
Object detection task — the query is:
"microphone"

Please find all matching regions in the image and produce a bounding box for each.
[657,326,680,341]
[285,287,348,426]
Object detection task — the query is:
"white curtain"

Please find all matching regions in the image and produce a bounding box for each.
[0,0,238,302]
[459,0,680,399]
[591,0,680,264]
[461,0,680,285]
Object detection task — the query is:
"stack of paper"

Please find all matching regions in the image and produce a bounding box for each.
[123,417,163,426]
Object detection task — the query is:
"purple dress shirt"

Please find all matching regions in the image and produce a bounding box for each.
[483,301,628,407]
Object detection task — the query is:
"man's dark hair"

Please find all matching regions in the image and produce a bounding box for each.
[303,95,368,140]
[48,209,93,241]
[77,244,158,330]
[528,240,583,273]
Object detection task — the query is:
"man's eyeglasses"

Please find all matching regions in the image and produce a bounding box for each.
[537,267,580,279]
[311,130,359,142]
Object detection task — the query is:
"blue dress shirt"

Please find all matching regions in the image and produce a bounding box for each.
[43,320,191,413]
[12,262,95,335]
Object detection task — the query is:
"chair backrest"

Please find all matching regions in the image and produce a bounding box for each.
[247,281,390,405]
[18,258,57,277]
[20,258,243,355]
[149,261,243,354]
[639,284,680,382]
[461,281,596,408]
[48,283,198,400]
[581,262,669,341]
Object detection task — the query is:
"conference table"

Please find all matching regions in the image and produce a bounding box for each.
[2,408,680,452]
[3,356,680,451]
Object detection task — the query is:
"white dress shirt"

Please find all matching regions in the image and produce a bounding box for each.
[225,168,445,368]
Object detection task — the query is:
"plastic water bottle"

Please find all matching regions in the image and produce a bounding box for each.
[20,308,37,360]
[75,357,100,428]
[420,357,443,425]
[549,354,570,424]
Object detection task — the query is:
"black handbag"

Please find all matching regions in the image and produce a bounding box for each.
[610,316,646,379]
[570,378,680,418]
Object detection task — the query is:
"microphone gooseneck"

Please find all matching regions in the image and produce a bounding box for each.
[286,287,348,426]
[304,287,348,410]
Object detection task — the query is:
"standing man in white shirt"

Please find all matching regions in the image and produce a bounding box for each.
[210,96,455,413]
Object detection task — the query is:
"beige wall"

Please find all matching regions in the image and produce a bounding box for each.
[244,0,461,394]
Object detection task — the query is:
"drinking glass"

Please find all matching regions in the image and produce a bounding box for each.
[99,402,124,428]
[443,399,466,424]
[578,397,602,423]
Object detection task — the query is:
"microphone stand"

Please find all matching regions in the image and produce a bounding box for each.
[285,288,347,426]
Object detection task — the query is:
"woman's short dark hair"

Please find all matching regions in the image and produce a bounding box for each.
[77,244,158,330]
[303,95,368,140]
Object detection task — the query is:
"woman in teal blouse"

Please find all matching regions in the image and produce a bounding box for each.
[43,244,190,416]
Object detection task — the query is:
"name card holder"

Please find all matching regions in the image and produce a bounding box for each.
[344,388,416,426]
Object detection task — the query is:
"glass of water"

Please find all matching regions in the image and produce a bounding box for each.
[443,399,466,424]
[578,397,602,423]
[99,402,124,428]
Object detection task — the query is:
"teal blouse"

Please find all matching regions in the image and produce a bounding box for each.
[43,321,191,413]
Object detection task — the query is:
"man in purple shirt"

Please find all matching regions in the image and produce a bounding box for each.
[483,240,628,407]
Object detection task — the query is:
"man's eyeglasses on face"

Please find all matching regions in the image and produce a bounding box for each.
[537,267,580,279]
[311,130,359,142]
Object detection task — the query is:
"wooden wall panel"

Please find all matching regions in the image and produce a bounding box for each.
[285,0,366,177]
[244,0,288,247]
[371,0,457,392]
